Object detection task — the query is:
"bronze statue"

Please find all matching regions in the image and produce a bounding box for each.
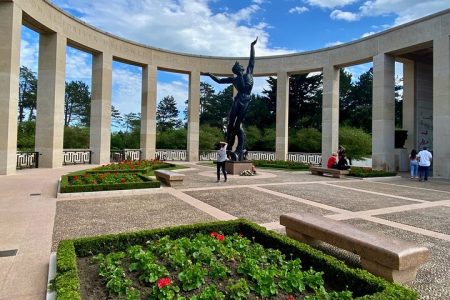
[201,38,258,161]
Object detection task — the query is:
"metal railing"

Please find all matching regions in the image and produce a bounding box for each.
[16,151,39,169]
[155,149,187,161]
[63,150,92,165]
[287,152,322,165]
[15,149,321,167]
[110,149,141,162]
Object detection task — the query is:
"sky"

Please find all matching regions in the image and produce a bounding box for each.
[20,0,450,121]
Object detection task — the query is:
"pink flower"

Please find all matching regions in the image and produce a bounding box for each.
[210,232,218,237]
[157,277,171,289]
[216,234,225,242]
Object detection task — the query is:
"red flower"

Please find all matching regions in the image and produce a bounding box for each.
[216,234,225,241]
[287,295,295,300]
[73,175,79,180]
[210,232,218,237]
[157,277,172,289]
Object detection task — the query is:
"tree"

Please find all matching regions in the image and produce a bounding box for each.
[123,112,140,133]
[288,73,323,129]
[18,66,37,122]
[198,85,234,129]
[199,124,223,150]
[339,126,371,161]
[261,74,322,130]
[395,77,403,128]
[157,95,182,131]
[111,105,123,129]
[64,81,91,126]
[17,120,35,150]
[63,126,89,149]
[289,128,322,153]
[340,68,373,132]
[244,94,275,129]
[156,128,187,149]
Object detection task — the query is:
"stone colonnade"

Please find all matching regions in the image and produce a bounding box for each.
[0,1,449,178]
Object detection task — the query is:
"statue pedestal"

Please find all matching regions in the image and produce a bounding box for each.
[225,161,253,175]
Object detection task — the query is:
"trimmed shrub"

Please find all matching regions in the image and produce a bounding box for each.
[60,173,160,193]
[349,167,397,178]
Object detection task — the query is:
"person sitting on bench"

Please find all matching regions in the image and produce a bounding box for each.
[326,152,338,169]
[336,154,350,170]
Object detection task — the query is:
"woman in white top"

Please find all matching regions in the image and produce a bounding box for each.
[216,142,228,182]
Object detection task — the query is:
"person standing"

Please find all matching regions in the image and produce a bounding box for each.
[409,149,418,179]
[216,142,228,183]
[417,147,432,181]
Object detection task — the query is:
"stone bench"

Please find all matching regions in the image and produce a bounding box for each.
[154,169,185,187]
[280,212,429,283]
[309,166,349,178]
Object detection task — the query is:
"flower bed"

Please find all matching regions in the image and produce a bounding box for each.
[54,220,417,300]
[349,167,397,178]
[252,160,310,170]
[60,172,160,193]
[88,160,176,175]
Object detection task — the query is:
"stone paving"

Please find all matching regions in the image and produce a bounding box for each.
[1,163,450,299]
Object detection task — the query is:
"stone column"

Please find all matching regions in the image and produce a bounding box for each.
[433,36,450,178]
[35,32,66,168]
[187,70,200,162]
[275,72,289,160]
[402,60,416,151]
[90,52,112,165]
[0,3,21,175]
[321,65,340,167]
[140,65,157,160]
[372,53,395,171]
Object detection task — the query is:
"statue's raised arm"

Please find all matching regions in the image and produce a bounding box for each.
[200,72,234,84]
[247,37,258,74]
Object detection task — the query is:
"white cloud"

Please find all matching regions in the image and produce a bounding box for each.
[65,47,92,83]
[51,0,296,57]
[112,64,142,115]
[289,6,309,14]
[344,63,372,80]
[252,76,269,95]
[304,0,357,9]
[20,38,39,72]
[157,78,189,116]
[330,9,360,21]
[360,0,450,25]
[325,41,344,47]
[361,31,376,38]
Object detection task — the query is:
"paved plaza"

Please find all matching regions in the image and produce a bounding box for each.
[1,163,450,299]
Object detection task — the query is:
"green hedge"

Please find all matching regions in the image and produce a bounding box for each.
[349,167,397,178]
[252,160,310,170]
[55,241,81,300]
[55,219,417,300]
[59,174,160,193]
